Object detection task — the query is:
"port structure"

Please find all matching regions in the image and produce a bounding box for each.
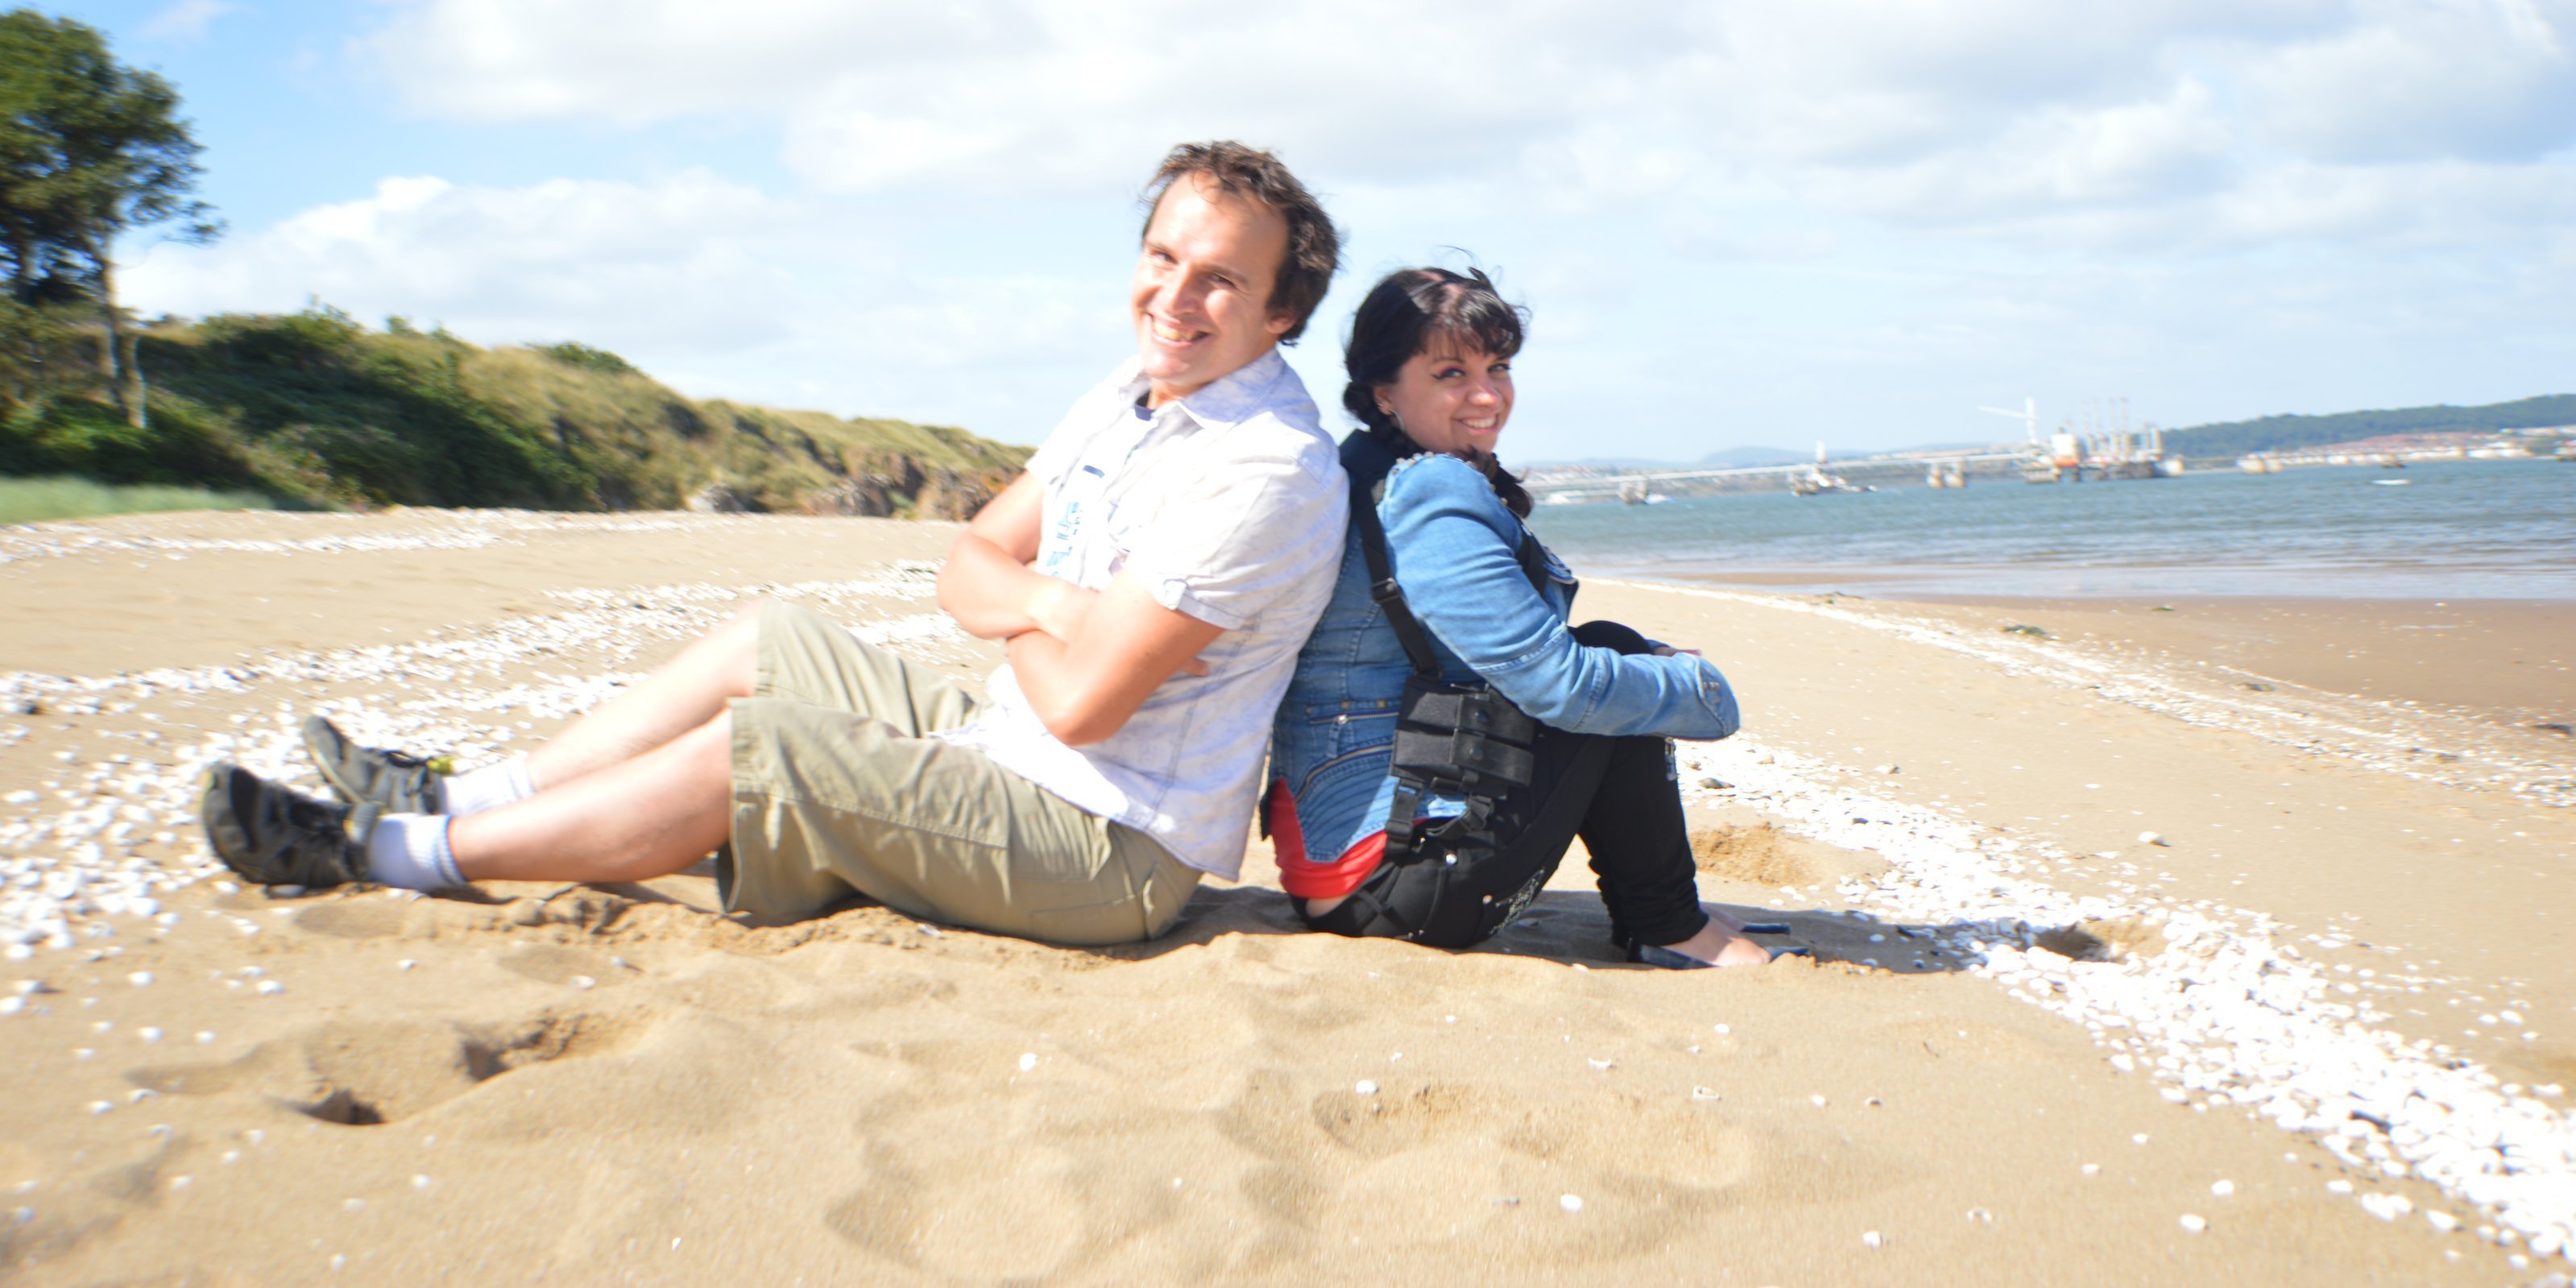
[1524,396,2178,504]
[1982,396,2180,483]
[1524,449,2031,504]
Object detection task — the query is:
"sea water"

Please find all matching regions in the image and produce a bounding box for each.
[1526,458,2576,600]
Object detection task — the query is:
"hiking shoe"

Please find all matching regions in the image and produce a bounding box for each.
[301,715,449,814]
[199,764,377,889]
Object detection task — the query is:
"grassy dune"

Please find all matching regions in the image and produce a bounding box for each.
[1,313,1029,520]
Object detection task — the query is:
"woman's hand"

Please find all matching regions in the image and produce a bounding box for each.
[1650,644,1702,659]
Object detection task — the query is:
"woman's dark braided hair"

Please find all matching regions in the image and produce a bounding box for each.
[1341,267,1534,519]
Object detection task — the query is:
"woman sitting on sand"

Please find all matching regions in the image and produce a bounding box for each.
[1265,267,1777,967]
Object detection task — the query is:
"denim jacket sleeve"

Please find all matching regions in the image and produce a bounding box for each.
[1379,455,1741,740]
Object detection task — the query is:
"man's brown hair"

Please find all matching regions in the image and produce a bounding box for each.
[1141,141,1341,345]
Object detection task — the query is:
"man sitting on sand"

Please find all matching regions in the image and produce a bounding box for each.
[200,141,1349,946]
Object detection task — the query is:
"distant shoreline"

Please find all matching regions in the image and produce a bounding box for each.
[1630,562,2576,603]
[1610,577,2574,768]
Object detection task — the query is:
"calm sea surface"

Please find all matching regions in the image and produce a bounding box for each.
[1524,458,2576,601]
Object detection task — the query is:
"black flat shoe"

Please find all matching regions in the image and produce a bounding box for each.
[200,764,376,889]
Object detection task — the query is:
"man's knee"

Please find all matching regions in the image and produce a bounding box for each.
[723,598,771,639]
[704,600,770,684]
[685,709,735,772]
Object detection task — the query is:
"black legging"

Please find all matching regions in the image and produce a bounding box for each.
[1303,620,1712,951]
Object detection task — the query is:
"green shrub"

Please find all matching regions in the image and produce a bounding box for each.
[535,342,636,376]
[0,475,271,524]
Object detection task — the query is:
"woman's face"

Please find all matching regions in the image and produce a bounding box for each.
[1376,343,1514,457]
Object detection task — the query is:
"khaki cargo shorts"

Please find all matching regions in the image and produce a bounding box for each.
[721,601,1201,946]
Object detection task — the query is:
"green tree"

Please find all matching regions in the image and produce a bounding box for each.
[0,9,219,426]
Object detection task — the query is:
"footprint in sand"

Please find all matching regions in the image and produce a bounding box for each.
[126,1009,647,1125]
[290,898,414,940]
[1213,1075,1849,1266]
[823,1138,1111,1279]
[497,942,624,989]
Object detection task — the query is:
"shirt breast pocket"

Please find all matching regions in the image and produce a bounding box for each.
[1097,498,1153,579]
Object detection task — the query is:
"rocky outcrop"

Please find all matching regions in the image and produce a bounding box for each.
[796,451,1014,520]
[685,482,752,514]
[912,467,1012,520]
[797,478,895,517]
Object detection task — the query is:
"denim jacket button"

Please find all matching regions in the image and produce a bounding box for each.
[1335,713,1348,725]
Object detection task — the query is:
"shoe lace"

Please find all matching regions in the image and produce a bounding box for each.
[277,786,346,840]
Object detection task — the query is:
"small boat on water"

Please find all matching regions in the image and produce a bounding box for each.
[1791,441,1872,496]
[2373,478,2411,486]
[1791,469,1869,497]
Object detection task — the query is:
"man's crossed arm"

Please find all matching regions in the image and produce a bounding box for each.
[935,474,1222,748]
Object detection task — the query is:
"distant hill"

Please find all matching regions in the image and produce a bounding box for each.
[1526,446,1815,470]
[0,310,1029,518]
[2164,394,2576,460]
[1530,445,1943,470]
[1696,445,1809,468]
[1522,455,1684,470]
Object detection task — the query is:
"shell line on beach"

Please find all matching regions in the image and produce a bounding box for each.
[1675,736,2574,1265]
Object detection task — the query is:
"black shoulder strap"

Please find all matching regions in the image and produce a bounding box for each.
[1343,433,1444,680]
[1514,526,1550,591]
[1341,432,1553,682]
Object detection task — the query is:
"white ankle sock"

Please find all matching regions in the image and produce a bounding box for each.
[438,755,534,816]
[366,814,464,890]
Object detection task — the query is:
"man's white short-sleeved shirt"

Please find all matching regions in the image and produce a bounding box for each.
[942,349,1348,880]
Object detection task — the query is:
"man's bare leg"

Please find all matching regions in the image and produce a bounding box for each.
[519,603,762,793]
[449,713,735,885]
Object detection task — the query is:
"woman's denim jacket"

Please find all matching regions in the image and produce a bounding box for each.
[1268,452,1742,863]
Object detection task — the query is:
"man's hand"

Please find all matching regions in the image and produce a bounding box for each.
[1005,573,1222,746]
[1029,580,1099,645]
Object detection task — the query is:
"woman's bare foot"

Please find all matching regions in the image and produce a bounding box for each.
[1657,919,1775,967]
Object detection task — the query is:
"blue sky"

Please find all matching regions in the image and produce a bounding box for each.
[64,0,2576,460]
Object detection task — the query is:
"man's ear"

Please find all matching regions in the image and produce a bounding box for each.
[1265,308,1294,338]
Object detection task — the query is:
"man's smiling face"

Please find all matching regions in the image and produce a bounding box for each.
[1130,173,1293,408]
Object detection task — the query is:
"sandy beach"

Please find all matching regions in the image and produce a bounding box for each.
[3,508,2572,1286]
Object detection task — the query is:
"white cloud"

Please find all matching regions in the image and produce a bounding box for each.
[353,0,2574,257]
[120,171,1126,437]
[127,172,808,349]
[2242,0,2576,163]
[1795,79,2241,228]
[140,0,235,42]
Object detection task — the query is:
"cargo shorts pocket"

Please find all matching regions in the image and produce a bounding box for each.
[1018,822,1199,946]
